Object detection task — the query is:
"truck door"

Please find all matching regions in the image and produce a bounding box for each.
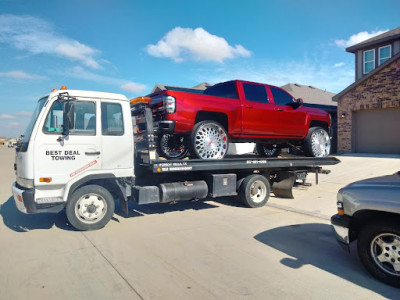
[241,83,276,136]
[269,87,306,136]
[34,96,102,188]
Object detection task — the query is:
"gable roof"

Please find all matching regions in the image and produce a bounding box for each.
[346,26,400,53]
[281,83,336,106]
[150,82,211,94]
[333,51,400,102]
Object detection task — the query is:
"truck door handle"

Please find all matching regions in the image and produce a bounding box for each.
[275,108,284,111]
[245,106,253,109]
[85,151,100,155]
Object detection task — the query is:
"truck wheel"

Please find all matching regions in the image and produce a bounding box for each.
[238,174,270,208]
[303,127,330,157]
[256,143,281,157]
[190,120,228,159]
[66,185,115,231]
[357,220,400,287]
[158,134,188,159]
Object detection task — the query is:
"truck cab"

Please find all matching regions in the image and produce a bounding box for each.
[12,88,134,218]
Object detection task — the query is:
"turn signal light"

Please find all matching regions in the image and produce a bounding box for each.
[17,195,23,202]
[131,96,152,105]
[40,177,52,183]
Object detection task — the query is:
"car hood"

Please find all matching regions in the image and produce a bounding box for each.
[347,171,400,188]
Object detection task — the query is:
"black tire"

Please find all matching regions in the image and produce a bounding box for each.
[66,185,115,231]
[158,133,188,159]
[357,220,400,287]
[190,120,228,159]
[302,126,331,157]
[238,174,270,208]
[256,143,281,157]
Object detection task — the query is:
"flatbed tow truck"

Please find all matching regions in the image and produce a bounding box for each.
[12,88,340,230]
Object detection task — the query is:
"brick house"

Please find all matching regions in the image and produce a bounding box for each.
[333,27,400,154]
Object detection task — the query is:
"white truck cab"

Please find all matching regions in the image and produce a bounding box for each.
[12,88,134,229]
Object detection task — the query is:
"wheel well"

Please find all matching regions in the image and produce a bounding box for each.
[309,120,329,131]
[68,175,121,202]
[195,111,228,131]
[349,210,399,242]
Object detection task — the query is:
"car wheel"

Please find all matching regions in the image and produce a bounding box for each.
[256,143,281,157]
[66,185,115,231]
[303,127,331,157]
[357,220,400,287]
[190,120,228,159]
[238,174,270,208]
[158,134,188,159]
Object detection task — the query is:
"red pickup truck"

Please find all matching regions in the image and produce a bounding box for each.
[148,80,331,159]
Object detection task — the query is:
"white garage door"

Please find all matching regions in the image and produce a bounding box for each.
[353,108,400,154]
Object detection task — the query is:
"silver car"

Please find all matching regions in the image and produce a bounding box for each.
[331,171,400,288]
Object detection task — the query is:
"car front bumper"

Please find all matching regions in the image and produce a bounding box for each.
[331,214,351,249]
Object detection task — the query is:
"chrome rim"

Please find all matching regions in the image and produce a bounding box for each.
[194,123,228,159]
[370,233,400,276]
[160,134,187,158]
[262,144,279,157]
[311,129,330,157]
[75,193,107,224]
[249,180,267,203]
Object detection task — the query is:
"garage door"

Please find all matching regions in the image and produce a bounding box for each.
[353,108,400,154]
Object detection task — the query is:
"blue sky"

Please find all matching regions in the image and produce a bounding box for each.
[0,0,399,137]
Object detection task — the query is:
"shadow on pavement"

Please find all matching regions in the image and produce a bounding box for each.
[254,223,399,297]
[0,196,75,232]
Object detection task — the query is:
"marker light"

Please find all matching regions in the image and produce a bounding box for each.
[60,86,67,90]
[131,96,152,105]
[51,88,57,92]
[40,177,52,183]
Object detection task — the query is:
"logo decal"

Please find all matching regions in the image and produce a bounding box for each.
[70,160,97,177]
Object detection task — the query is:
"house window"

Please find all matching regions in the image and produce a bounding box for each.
[379,45,391,65]
[363,49,375,74]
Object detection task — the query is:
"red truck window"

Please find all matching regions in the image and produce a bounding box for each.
[243,83,269,103]
[270,87,295,106]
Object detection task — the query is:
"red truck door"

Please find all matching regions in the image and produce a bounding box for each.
[268,86,306,137]
[241,83,276,136]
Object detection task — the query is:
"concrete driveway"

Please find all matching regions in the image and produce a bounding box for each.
[0,146,399,299]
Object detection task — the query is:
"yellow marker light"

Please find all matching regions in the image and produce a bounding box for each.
[40,177,52,183]
[51,88,57,92]
[130,96,152,105]
[157,168,161,173]
[60,85,67,90]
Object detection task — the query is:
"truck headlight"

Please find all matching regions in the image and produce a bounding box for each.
[336,192,344,215]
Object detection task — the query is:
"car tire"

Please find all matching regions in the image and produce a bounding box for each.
[190,120,228,159]
[66,185,115,231]
[357,220,400,287]
[302,127,331,157]
[158,134,188,159]
[238,174,270,208]
[256,143,281,157]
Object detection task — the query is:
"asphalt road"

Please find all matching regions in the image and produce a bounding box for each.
[1,146,399,299]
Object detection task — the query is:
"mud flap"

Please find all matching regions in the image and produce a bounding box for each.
[272,171,296,198]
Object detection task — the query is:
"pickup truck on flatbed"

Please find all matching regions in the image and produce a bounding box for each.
[12,87,339,231]
[147,80,332,160]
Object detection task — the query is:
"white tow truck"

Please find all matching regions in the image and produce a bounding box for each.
[12,87,340,230]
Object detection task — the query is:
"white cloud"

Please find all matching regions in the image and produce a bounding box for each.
[0,14,101,69]
[147,27,251,63]
[333,62,345,68]
[335,29,388,48]
[0,114,15,120]
[120,82,147,93]
[0,70,47,80]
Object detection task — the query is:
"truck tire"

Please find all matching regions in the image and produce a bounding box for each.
[158,134,188,159]
[238,174,270,208]
[357,220,400,287]
[302,127,330,157]
[190,120,228,159]
[256,143,281,157]
[66,185,115,231]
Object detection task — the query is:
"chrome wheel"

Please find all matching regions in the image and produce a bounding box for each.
[159,134,188,159]
[75,193,107,224]
[371,233,400,276]
[192,121,228,159]
[310,128,330,157]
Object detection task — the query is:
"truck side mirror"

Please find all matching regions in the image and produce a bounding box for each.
[63,102,75,136]
[296,98,303,105]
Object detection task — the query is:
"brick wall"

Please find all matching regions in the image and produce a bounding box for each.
[337,57,400,152]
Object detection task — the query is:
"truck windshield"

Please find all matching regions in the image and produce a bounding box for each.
[19,96,48,151]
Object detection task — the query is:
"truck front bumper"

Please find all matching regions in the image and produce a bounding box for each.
[331,214,351,250]
[12,182,65,214]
